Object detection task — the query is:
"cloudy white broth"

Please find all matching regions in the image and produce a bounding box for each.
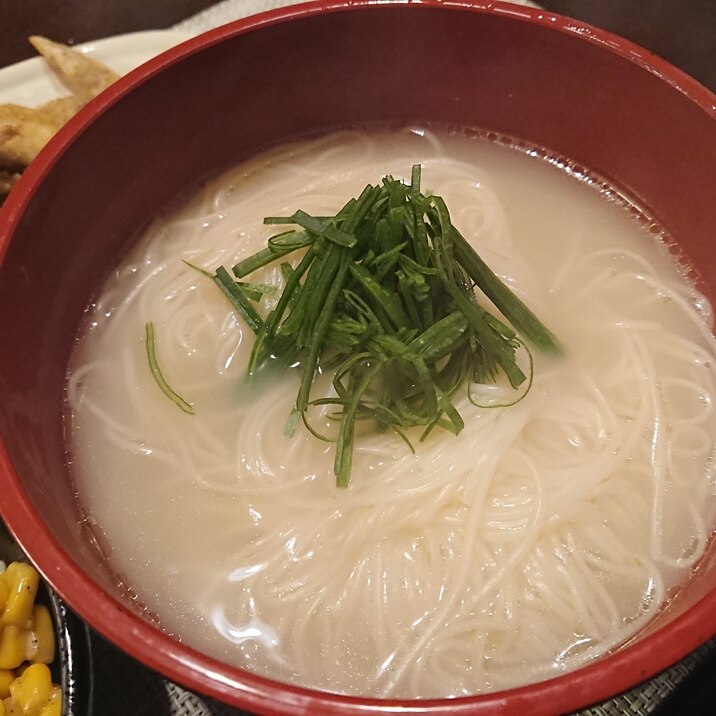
[65,128,716,698]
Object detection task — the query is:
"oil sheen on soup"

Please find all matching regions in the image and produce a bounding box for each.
[65,128,716,698]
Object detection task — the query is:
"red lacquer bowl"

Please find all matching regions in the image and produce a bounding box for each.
[1,2,715,714]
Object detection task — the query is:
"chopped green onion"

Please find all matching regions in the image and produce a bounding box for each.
[145,322,194,415]
[208,165,560,486]
[213,266,263,334]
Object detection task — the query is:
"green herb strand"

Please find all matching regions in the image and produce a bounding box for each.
[208,165,559,486]
[145,322,195,415]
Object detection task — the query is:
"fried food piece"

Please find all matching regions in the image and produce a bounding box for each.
[0,170,21,200]
[0,96,84,178]
[0,97,82,173]
[0,104,39,122]
[0,124,18,144]
[0,37,118,204]
[0,120,21,197]
[28,36,119,105]
[38,96,84,125]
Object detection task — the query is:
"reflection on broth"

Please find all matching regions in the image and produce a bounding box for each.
[65,127,716,698]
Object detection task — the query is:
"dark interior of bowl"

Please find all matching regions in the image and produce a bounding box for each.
[1,3,715,714]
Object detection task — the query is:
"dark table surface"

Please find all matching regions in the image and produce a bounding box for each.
[1,1,715,715]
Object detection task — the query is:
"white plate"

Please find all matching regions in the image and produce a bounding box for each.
[0,30,194,107]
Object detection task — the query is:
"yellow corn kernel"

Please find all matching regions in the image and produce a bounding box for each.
[38,686,61,716]
[0,670,11,699]
[28,606,55,666]
[0,670,12,701]
[0,580,8,615]
[1,699,20,716]
[0,627,27,670]
[9,662,52,713]
[1,564,39,628]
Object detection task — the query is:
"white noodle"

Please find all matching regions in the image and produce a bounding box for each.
[65,127,716,699]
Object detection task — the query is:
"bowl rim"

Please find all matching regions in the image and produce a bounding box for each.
[1,1,716,713]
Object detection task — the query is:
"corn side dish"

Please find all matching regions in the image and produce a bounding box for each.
[0,562,60,716]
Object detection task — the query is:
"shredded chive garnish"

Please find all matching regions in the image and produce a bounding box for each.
[145,322,195,415]
[206,166,559,486]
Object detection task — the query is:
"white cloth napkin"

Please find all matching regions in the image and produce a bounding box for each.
[174,0,542,33]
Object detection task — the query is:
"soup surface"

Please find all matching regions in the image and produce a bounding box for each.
[66,128,716,698]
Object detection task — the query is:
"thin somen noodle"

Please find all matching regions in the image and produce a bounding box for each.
[65,127,716,698]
